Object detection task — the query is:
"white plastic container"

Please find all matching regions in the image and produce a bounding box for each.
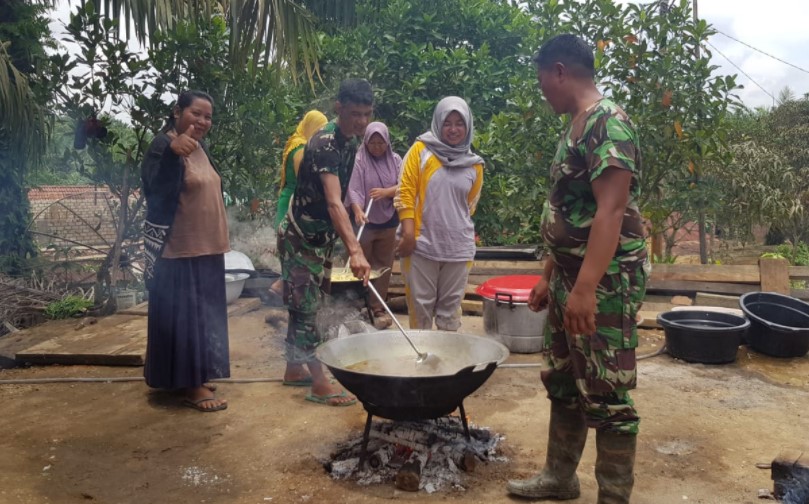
[115,289,137,310]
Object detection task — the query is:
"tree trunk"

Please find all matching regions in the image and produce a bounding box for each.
[107,165,130,312]
[698,204,708,264]
[651,232,665,263]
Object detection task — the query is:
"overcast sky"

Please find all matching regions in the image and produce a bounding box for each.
[633,0,809,108]
[48,0,808,110]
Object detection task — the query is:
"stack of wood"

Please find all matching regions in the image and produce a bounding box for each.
[0,280,61,336]
[386,257,809,319]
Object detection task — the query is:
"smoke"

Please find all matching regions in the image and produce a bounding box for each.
[317,294,371,340]
[226,207,280,271]
[782,476,809,504]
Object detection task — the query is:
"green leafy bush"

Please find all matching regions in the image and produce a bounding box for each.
[774,243,809,266]
[44,296,93,319]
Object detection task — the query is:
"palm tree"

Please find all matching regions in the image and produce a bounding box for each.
[0,0,53,274]
[0,46,48,165]
[76,0,363,82]
[0,0,360,153]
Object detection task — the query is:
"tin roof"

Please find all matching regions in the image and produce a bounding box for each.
[28,185,115,201]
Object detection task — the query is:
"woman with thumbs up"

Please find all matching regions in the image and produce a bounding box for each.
[141,90,231,413]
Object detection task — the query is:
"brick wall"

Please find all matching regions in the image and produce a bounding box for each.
[29,186,122,248]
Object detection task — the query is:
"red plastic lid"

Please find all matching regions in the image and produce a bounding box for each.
[475,275,542,302]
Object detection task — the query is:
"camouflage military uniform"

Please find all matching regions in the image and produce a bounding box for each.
[279,121,358,364]
[539,98,648,435]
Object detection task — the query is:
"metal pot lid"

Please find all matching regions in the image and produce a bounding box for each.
[476,274,541,302]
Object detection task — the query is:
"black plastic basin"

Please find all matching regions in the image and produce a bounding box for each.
[740,292,809,358]
[657,310,749,364]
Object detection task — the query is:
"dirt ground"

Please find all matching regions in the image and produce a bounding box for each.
[1,304,808,504]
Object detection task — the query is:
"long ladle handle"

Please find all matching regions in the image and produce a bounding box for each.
[344,198,374,270]
[355,198,374,242]
[367,281,425,358]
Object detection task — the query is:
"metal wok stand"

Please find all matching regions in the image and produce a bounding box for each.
[357,402,472,469]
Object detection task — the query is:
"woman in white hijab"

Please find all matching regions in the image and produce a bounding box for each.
[395,96,484,331]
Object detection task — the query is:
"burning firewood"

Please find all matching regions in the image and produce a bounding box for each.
[395,451,430,492]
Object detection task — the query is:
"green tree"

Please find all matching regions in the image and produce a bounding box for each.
[146,15,306,208]
[529,0,739,261]
[73,0,326,83]
[317,0,551,244]
[762,96,809,247]
[0,0,54,275]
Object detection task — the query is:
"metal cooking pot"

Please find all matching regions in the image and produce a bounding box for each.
[477,275,547,353]
[316,330,509,420]
[482,293,548,337]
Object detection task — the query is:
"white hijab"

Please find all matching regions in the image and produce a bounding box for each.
[416,96,484,169]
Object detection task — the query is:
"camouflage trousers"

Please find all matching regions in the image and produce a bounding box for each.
[541,260,648,435]
[278,219,333,364]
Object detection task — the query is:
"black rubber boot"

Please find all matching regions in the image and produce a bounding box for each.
[595,430,637,504]
[506,400,588,499]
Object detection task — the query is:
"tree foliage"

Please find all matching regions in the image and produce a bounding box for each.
[69,0,323,85]
[0,0,54,275]
[145,15,307,204]
[317,0,740,247]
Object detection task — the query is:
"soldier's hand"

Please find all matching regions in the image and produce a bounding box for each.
[528,277,550,312]
[170,125,199,156]
[349,250,371,286]
[564,285,597,335]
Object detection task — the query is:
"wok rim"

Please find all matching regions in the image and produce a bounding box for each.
[316,330,510,378]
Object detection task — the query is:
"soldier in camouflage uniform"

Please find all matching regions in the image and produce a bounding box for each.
[507,35,648,504]
[278,79,373,407]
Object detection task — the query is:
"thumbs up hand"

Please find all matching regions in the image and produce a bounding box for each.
[170,124,199,156]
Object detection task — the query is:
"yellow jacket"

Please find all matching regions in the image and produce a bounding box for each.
[395,141,483,261]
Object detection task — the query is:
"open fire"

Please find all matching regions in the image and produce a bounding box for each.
[324,416,506,493]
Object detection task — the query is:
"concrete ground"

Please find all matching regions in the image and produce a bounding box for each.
[0,305,807,504]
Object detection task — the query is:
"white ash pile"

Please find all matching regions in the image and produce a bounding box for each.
[324,416,506,493]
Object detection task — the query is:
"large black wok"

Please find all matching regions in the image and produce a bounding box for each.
[316,330,509,421]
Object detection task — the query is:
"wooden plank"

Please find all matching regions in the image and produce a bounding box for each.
[461,300,483,315]
[394,262,758,282]
[672,306,744,317]
[471,259,544,271]
[388,283,480,297]
[791,289,809,300]
[116,297,262,317]
[646,278,758,296]
[116,301,148,316]
[640,302,675,313]
[694,292,741,309]
[637,311,662,329]
[650,264,760,284]
[227,297,262,317]
[14,298,259,367]
[759,258,791,294]
[789,266,809,280]
[16,317,146,366]
[391,259,543,275]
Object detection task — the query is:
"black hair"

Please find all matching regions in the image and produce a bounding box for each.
[533,34,595,79]
[337,78,374,106]
[161,90,214,133]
